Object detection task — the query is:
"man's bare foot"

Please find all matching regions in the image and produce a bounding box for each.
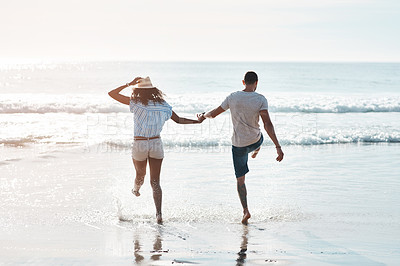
[131,188,140,197]
[156,213,163,224]
[251,147,260,158]
[241,211,251,225]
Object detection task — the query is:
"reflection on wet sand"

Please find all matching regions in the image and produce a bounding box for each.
[133,234,144,263]
[150,232,163,261]
[236,225,249,266]
[133,226,167,263]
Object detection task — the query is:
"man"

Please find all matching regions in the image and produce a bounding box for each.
[198,71,284,225]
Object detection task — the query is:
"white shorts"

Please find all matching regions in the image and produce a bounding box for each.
[131,138,164,161]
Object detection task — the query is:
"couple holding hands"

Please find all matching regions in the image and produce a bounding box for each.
[108,71,284,224]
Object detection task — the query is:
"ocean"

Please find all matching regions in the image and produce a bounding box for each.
[1,62,399,265]
[1,62,400,151]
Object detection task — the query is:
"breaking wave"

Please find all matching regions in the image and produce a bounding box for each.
[2,132,399,148]
[1,93,400,114]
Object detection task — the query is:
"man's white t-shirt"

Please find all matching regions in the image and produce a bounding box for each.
[220,91,268,147]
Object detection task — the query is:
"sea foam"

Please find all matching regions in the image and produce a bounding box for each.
[1,93,400,114]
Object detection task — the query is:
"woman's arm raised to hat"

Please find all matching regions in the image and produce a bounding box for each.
[108,84,130,105]
[108,77,141,105]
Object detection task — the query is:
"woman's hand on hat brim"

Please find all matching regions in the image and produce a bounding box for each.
[130,77,142,86]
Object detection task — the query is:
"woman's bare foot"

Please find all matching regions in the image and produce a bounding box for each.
[251,147,261,158]
[241,210,251,225]
[156,213,163,224]
[131,188,140,197]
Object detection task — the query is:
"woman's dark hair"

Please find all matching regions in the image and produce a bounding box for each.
[131,88,166,106]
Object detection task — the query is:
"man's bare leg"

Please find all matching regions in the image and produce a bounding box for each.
[237,175,251,225]
[132,158,147,197]
[251,147,261,158]
[149,157,163,224]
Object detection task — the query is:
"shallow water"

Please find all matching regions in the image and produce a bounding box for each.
[0,143,399,265]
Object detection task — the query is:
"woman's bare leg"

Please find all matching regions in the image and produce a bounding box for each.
[132,158,147,196]
[148,157,163,224]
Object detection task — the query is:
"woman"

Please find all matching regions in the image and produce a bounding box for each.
[108,76,204,224]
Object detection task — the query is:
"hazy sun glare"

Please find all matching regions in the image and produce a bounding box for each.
[1,0,399,62]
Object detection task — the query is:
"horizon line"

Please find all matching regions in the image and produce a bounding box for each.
[1,58,400,64]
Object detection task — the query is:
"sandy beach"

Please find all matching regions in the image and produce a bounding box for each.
[1,143,399,265]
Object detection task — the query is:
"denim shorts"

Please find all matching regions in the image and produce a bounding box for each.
[232,134,264,178]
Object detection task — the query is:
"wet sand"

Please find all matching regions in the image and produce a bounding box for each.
[0,144,399,265]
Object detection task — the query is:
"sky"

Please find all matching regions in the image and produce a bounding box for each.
[0,0,399,62]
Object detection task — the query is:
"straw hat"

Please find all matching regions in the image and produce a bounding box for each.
[132,76,156,89]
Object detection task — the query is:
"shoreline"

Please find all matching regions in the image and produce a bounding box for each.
[0,143,399,265]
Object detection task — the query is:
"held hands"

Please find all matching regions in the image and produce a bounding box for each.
[196,112,206,123]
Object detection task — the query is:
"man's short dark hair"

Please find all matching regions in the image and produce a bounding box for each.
[244,71,258,85]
